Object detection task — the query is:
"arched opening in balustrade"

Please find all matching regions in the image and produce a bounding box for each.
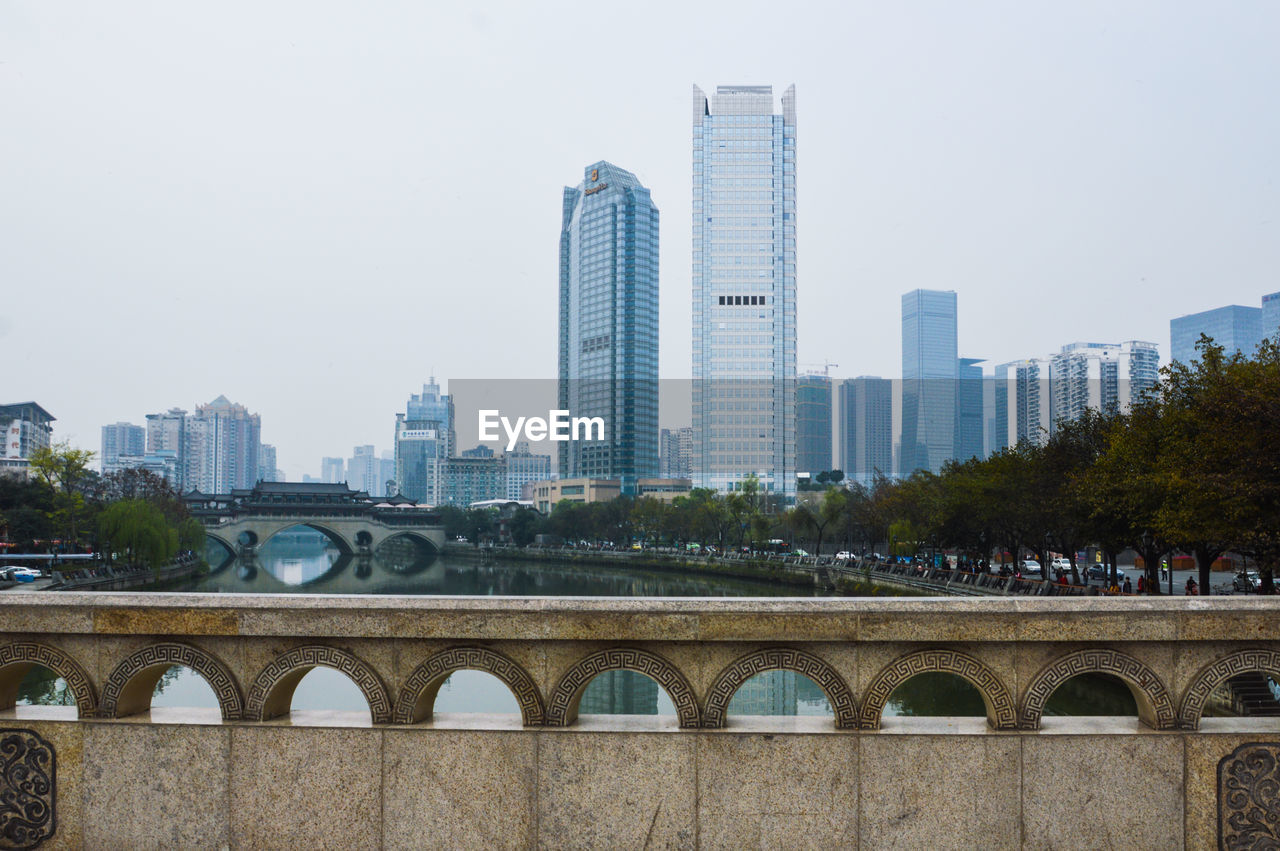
[1185,651,1280,727]
[703,648,857,729]
[1019,649,1176,730]
[0,644,96,719]
[246,646,391,725]
[546,648,700,728]
[256,524,351,585]
[393,647,542,725]
[728,670,833,718]
[97,644,243,722]
[882,672,987,718]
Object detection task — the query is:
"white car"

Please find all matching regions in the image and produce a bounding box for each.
[834,551,855,561]
[1051,557,1071,572]
[1021,560,1042,576]
[1,566,41,583]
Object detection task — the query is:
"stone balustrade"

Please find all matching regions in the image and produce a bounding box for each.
[2,593,1279,848]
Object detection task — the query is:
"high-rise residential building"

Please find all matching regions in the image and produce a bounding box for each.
[187,396,262,493]
[0,403,55,478]
[395,379,453,504]
[796,375,832,476]
[558,161,659,493]
[379,450,396,498]
[659,427,693,479]
[957,358,986,463]
[320,457,345,484]
[347,445,381,496]
[993,359,1052,450]
[838,377,892,487]
[505,442,551,501]
[145,408,190,489]
[258,444,279,483]
[899,289,958,476]
[1171,304,1262,364]
[100,422,146,474]
[1050,341,1159,423]
[692,84,797,497]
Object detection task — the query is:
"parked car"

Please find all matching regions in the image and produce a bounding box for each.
[1,566,40,583]
[1234,570,1262,593]
[834,551,855,561]
[1051,557,1072,573]
[1021,559,1042,576]
[791,549,810,557]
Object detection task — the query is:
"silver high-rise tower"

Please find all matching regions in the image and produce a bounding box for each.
[692,84,797,496]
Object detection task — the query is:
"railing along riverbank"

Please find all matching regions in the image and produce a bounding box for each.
[46,552,205,591]
[1,594,1278,847]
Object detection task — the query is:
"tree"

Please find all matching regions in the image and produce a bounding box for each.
[28,441,96,550]
[99,499,178,569]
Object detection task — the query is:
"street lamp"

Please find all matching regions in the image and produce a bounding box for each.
[1043,532,1054,579]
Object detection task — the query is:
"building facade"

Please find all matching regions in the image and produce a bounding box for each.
[659,427,693,479]
[957,358,986,463]
[188,396,262,493]
[1050,341,1160,423]
[505,442,552,501]
[347,445,382,497]
[899,289,958,476]
[558,161,659,492]
[692,84,797,497]
[796,375,832,477]
[993,359,1052,450]
[258,444,279,483]
[1171,304,1262,365]
[440,455,507,507]
[394,379,453,504]
[838,377,892,487]
[100,422,146,475]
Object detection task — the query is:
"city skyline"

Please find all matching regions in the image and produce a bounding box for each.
[6,4,1280,479]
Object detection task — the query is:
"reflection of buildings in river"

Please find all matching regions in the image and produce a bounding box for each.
[731,670,799,716]
[579,670,659,715]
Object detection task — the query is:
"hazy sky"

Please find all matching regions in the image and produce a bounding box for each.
[4,1,1278,479]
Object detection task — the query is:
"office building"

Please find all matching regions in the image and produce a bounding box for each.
[395,379,454,505]
[0,403,55,478]
[101,422,146,474]
[1171,305,1262,364]
[838,377,892,487]
[505,442,552,501]
[440,454,506,507]
[659,427,693,479]
[1263,292,1280,344]
[380,450,396,498]
[957,358,986,463]
[108,450,180,485]
[558,161,659,492]
[187,396,262,493]
[796,375,832,476]
[899,290,958,475]
[692,84,797,496]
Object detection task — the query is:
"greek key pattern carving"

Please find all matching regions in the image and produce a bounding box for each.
[703,647,858,729]
[0,643,95,719]
[547,648,700,728]
[1019,648,1175,730]
[0,728,55,850]
[1181,649,1280,730]
[246,645,391,724]
[858,648,1017,730]
[393,647,544,726]
[100,643,243,721]
[1219,742,1280,849]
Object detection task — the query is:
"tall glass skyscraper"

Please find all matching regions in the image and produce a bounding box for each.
[692,84,797,496]
[558,161,659,492]
[1171,305,1262,365]
[796,375,832,476]
[899,289,958,476]
[394,379,453,504]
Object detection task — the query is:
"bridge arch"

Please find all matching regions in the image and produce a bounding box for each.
[245,645,391,723]
[859,648,1017,730]
[546,647,700,728]
[703,647,857,729]
[1019,648,1175,730]
[393,647,544,725]
[1179,648,1280,730]
[256,522,353,555]
[99,642,244,720]
[0,642,97,718]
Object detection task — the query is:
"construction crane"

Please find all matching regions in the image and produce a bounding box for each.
[800,361,839,377]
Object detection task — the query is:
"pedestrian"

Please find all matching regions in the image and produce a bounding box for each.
[1185,577,1198,596]
[1122,577,1132,594]
[1137,575,1145,593]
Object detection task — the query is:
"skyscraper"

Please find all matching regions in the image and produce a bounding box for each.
[558,161,659,493]
[957,358,986,463]
[1171,305,1262,364]
[394,379,453,504]
[659,427,693,479]
[796,375,832,476]
[838,377,892,487]
[188,396,261,493]
[692,84,797,496]
[899,289,958,476]
[347,445,381,495]
[1050,341,1159,422]
[993,358,1052,450]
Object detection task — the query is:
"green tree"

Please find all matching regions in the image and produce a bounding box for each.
[99,499,178,569]
[28,441,96,550]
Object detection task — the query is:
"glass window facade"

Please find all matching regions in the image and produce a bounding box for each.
[796,375,831,476]
[692,84,797,495]
[1170,305,1262,365]
[899,289,958,476]
[558,161,660,492]
[839,377,892,487]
